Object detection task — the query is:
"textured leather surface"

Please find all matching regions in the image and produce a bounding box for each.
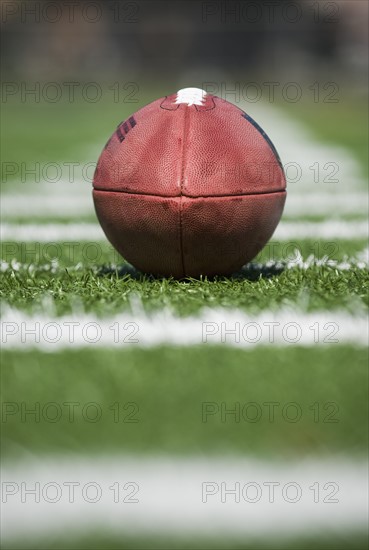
[93,190,183,277]
[93,98,183,197]
[181,192,286,277]
[93,92,287,277]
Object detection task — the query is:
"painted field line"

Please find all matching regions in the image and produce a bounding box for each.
[1,456,367,541]
[274,220,369,240]
[254,247,368,271]
[1,219,368,242]
[2,192,368,218]
[1,308,367,350]
[1,247,368,274]
[0,222,104,241]
[1,193,92,217]
[284,193,368,217]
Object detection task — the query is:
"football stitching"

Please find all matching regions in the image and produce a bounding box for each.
[93,189,287,199]
[92,188,286,198]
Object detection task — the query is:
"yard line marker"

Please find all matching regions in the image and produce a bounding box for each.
[1,247,367,274]
[274,220,369,240]
[1,220,368,242]
[1,308,367,350]
[0,222,104,241]
[1,194,92,217]
[284,193,368,217]
[1,456,367,540]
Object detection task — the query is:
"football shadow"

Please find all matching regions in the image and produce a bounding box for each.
[228,262,285,281]
[98,262,285,282]
[98,263,144,280]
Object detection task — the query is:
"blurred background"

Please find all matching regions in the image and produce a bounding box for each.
[1,0,368,83]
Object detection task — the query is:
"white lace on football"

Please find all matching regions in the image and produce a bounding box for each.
[175,87,207,106]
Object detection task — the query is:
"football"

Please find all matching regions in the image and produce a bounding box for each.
[93,88,286,277]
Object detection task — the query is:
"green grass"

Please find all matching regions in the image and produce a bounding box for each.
[1,238,368,316]
[1,260,367,316]
[2,531,368,550]
[2,346,367,458]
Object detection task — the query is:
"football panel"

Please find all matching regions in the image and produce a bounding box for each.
[93,98,184,197]
[182,96,286,197]
[93,190,184,277]
[181,192,287,276]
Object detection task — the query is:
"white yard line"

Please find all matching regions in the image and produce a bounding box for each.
[1,219,368,242]
[1,247,368,273]
[1,194,93,217]
[0,222,104,241]
[1,456,367,540]
[1,308,367,350]
[273,220,369,240]
[284,193,368,217]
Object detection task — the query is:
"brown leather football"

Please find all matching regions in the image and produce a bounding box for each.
[93,88,286,277]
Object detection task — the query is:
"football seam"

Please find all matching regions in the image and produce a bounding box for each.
[178,103,190,277]
[92,188,286,198]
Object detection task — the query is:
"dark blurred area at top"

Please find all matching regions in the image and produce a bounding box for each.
[0,0,367,88]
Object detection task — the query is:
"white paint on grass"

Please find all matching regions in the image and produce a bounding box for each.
[1,307,367,350]
[284,193,368,217]
[258,247,369,271]
[1,219,368,242]
[1,194,93,218]
[1,456,367,541]
[0,222,105,242]
[1,247,367,274]
[273,220,369,240]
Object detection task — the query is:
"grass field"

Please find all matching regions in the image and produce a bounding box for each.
[1,244,368,315]
[3,532,368,550]
[2,346,368,456]
[1,86,368,549]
